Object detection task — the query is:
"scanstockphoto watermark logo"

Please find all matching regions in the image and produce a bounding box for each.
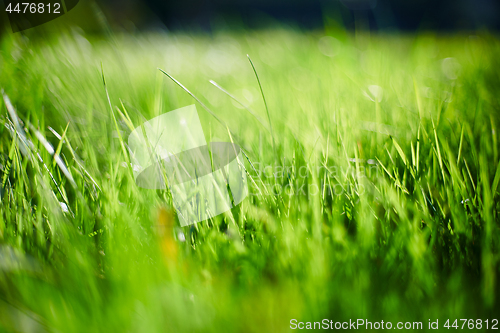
[3,1,80,32]
[128,105,248,227]
[247,160,380,197]
[290,318,425,330]
[127,105,381,226]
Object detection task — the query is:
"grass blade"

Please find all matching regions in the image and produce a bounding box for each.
[247,55,276,161]
[209,80,270,133]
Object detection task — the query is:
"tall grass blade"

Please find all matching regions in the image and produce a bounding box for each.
[247,55,276,160]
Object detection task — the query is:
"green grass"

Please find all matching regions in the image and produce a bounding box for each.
[0,28,499,332]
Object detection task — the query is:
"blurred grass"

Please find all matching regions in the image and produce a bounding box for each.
[0,27,499,332]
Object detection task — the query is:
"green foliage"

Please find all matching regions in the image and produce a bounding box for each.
[0,29,499,331]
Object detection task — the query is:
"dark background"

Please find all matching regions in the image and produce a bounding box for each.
[100,0,499,31]
[0,0,499,34]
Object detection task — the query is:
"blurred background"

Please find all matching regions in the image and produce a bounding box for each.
[113,0,500,31]
[1,0,500,36]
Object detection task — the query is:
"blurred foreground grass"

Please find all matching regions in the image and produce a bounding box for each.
[0,29,499,332]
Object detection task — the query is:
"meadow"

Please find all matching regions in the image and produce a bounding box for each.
[0,27,499,331]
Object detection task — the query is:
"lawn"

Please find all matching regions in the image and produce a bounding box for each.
[0,27,499,332]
